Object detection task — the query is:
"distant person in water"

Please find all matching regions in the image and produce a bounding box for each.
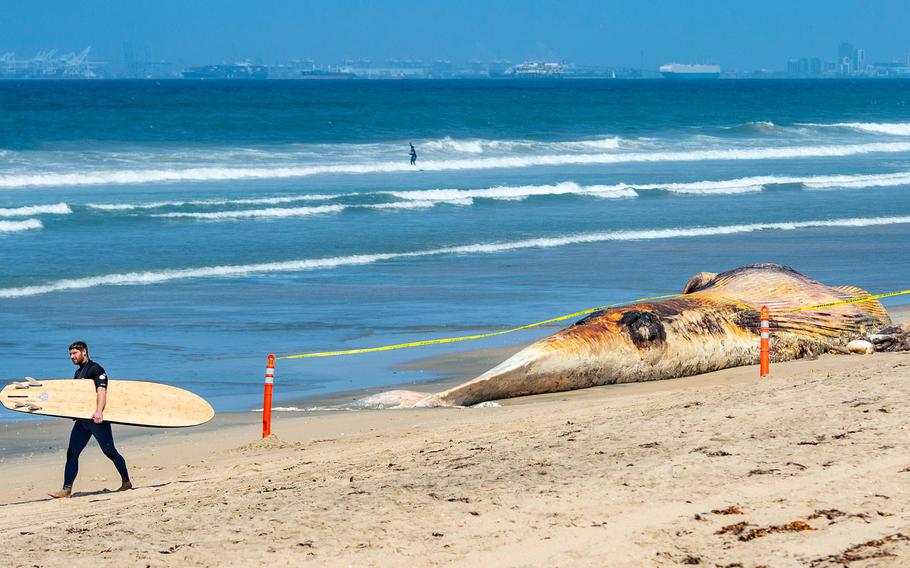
[409,143,417,166]
[48,341,131,498]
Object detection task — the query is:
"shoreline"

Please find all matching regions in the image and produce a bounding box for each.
[2,346,909,565]
[3,303,907,434]
[0,306,907,565]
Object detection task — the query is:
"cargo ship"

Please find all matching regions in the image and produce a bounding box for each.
[182,63,268,79]
[659,63,721,79]
[504,62,565,78]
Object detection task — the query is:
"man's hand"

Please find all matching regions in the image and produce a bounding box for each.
[94,386,107,423]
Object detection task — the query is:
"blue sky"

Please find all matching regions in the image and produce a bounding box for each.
[1,0,908,69]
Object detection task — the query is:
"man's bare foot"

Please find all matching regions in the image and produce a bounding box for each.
[117,481,132,492]
[48,488,71,499]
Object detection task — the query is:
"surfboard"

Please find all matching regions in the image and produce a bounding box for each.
[0,378,214,427]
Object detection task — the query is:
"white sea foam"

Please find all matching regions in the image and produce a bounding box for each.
[798,171,910,189]
[422,136,621,154]
[86,194,339,211]
[366,198,473,209]
[2,215,908,298]
[8,141,910,189]
[423,137,487,153]
[388,182,635,201]
[73,172,910,221]
[385,172,910,200]
[565,138,622,150]
[826,122,910,136]
[151,199,472,220]
[718,121,779,134]
[636,178,770,195]
[0,219,43,234]
[69,171,910,219]
[637,171,910,194]
[251,406,351,412]
[0,203,71,217]
[154,204,346,220]
[90,184,634,215]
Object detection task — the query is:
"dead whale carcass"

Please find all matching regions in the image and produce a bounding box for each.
[379,263,892,408]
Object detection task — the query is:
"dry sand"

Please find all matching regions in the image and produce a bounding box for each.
[1,309,909,566]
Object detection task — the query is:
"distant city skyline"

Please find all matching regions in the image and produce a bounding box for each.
[2,0,910,72]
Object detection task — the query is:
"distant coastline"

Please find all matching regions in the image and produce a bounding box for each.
[6,76,910,81]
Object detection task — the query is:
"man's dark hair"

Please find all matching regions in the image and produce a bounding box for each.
[69,341,88,352]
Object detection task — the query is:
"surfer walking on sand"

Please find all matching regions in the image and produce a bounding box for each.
[48,341,131,498]
[409,142,417,166]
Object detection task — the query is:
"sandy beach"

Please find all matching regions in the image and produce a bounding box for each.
[0,307,908,567]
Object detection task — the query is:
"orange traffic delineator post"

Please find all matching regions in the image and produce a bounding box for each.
[759,306,770,377]
[263,354,275,438]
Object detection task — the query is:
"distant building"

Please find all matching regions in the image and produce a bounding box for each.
[787,58,809,75]
[838,42,857,75]
[810,58,822,75]
[427,60,453,79]
[868,61,910,77]
[786,57,823,77]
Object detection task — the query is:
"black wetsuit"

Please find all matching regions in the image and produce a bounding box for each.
[63,360,130,490]
[409,145,417,165]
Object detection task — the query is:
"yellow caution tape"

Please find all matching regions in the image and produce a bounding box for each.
[687,292,759,312]
[277,293,679,360]
[278,288,910,361]
[784,288,910,313]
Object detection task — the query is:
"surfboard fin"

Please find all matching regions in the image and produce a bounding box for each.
[14,402,42,411]
[12,377,42,388]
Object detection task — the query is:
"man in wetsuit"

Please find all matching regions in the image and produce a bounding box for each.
[48,341,131,498]
[409,142,417,166]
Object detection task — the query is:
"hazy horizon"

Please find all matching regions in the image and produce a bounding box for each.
[1,0,909,71]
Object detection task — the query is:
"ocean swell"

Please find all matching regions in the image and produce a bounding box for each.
[5,141,910,188]
[2,215,908,297]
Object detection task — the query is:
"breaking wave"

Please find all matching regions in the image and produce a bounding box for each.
[81,171,910,217]
[0,203,71,217]
[86,194,337,211]
[388,182,635,201]
[6,141,910,188]
[720,121,778,134]
[638,171,910,194]
[154,204,346,220]
[151,199,472,220]
[2,215,908,297]
[823,122,910,136]
[0,219,43,234]
[421,136,622,154]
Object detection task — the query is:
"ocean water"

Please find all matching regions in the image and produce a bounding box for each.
[1,79,909,418]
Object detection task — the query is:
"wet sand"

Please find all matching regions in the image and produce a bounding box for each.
[0,307,908,566]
